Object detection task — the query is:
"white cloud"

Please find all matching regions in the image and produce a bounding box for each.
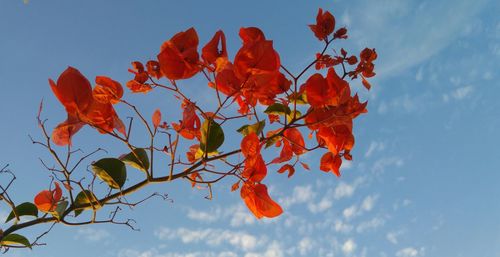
[186,207,222,223]
[396,247,424,257]
[334,219,353,233]
[297,237,314,255]
[75,227,110,242]
[118,248,238,257]
[342,239,357,255]
[334,182,355,199]
[230,204,255,227]
[281,185,315,208]
[343,205,358,219]
[155,227,261,251]
[361,195,378,212]
[308,197,333,213]
[244,241,284,257]
[343,195,378,219]
[341,160,353,170]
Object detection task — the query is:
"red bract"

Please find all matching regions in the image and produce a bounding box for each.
[241,133,267,182]
[320,152,342,177]
[127,61,153,93]
[355,48,377,89]
[49,67,93,116]
[283,128,306,155]
[152,109,161,130]
[171,99,201,140]
[277,164,295,178]
[34,182,62,212]
[304,68,351,108]
[93,76,123,104]
[240,183,282,219]
[50,67,126,146]
[158,27,200,80]
[309,8,335,41]
[202,30,227,67]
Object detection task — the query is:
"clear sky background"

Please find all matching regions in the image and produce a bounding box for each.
[1,0,499,257]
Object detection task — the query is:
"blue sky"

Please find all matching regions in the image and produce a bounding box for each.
[0,0,499,257]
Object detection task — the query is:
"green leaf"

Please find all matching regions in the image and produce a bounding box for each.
[287,110,302,123]
[5,202,38,223]
[237,120,266,136]
[74,190,100,217]
[265,135,282,149]
[91,158,127,189]
[1,233,31,248]
[200,119,224,153]
[289,91,308,105]
[120,148,150,172]
[264,103,291,116]
[53,200,68,220]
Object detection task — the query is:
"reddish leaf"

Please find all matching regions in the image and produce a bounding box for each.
[241,132,261,158]
[152,109,161,130]
[158,27,200,80]
[202,30,227,65]
[240,183,283,219]
[271,140,293,164]
[93,76,123,104]
[320,152,342,177]
[277,164,295,178]
[146,60,162,79]
[361,75,371,90]
[231,181,241,192]
[242,155,267,183]
[172,100,201,140]
[34,182,62,212]
[300,162,311,171]
[239,27,266,44]
[283,128,306,155]
[333,27,348,39]
[49,67,93,116]
[309,8,335,40]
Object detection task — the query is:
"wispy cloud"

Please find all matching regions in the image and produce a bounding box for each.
[365,141,386,158]
[442,85,474,102]
[349,0,489,79]
[396,247,425,257]
[75,227,111,243]
[155,227,262,251]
